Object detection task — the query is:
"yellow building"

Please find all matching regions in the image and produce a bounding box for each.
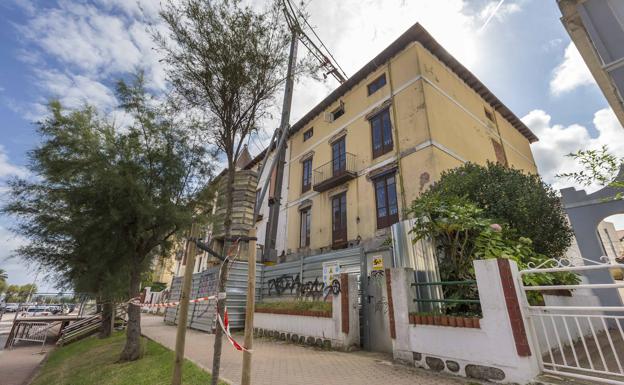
[283,23,538,256]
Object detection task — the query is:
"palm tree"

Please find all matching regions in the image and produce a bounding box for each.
[0,269,7,282]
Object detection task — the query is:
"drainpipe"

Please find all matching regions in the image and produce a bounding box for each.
[386,59,408,217]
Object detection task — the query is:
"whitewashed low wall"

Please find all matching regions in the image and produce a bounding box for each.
[254,274,359,349]
[391,260,540,384]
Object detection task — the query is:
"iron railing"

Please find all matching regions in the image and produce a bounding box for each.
[519,258,624,384]
[312,153,356,188]
[411,279,481,316]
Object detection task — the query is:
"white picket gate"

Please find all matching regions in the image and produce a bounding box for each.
[519,257,624,384]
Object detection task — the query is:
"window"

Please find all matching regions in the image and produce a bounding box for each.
[300,209,311,248]
[331,192,347,246]
[374,173,399,229]
[303,128,313,141]
[367,74,387,95]
[491,139,508,166]
[331,103,345,121]
[302,157,312,193]
[484,108,495,123]
[332,136,346,176]
[370,108,393,158]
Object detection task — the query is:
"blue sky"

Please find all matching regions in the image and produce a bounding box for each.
[0,0,623,290]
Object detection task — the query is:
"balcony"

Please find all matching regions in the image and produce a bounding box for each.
[313,153,357,192]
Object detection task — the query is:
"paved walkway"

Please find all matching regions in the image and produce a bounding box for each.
[0,344,49,385]
[141,314,473,385]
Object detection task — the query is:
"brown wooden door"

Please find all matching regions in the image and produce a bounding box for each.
[332,192,347,247]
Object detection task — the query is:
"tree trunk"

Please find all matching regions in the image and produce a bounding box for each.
[211,165,235,385]
[100,301,113,339]
[120,263,142,361]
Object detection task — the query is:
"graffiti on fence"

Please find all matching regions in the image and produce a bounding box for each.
[267,274,302,296]
[267,274,341,300]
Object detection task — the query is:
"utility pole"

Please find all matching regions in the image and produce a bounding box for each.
[172,223,200,385]
[263,30,298,263]
[241,29,299,385]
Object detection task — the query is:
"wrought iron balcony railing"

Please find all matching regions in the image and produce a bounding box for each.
[313,153,357,192]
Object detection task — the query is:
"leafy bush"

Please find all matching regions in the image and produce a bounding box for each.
[409,191,578,311]
[427,162,573,258]
[475,226,579,304]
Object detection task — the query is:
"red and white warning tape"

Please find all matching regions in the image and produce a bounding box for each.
[129,295,217,308]
[217,307,250,353]
[129,296,249,353]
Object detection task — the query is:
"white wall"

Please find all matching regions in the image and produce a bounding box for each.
[390,260,540,384]
[254,274,359,349]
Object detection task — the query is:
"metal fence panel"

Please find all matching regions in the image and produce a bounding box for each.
[301,247,362,282]
[163,261,263,331]
[392,219,442,313]
[164,248,364,330]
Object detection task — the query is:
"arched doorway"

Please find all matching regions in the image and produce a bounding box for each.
[560,167,624,307]
[597,214,624,263]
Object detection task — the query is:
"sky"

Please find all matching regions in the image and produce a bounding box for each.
[0,0,623,290]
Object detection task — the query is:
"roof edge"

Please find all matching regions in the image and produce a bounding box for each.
[289,22,538,143]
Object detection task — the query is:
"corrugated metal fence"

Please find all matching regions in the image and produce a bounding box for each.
[164,261,263,331]
[260,247,362,298]
[163,247,363,331]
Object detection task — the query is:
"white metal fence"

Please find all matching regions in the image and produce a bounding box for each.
[11,321,50,351]
[520,257,624,384]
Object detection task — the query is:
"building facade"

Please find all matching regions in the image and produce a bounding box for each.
[558,0,624,127]
[282,23,538,258]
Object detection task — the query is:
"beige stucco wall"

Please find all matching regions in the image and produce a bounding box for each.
[284,42,537,254]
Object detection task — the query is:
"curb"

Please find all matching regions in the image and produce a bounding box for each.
[25,345,54,385]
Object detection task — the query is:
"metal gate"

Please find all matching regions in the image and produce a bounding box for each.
[519,257,624,384]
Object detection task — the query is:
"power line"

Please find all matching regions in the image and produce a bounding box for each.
[282,0,347,83]
[289,0,347,79]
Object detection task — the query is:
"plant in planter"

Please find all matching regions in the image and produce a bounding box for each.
[410,194,490,316]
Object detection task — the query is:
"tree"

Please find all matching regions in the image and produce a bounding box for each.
[3,73,213,361]
[2,284,37,303]
[156,1,291,381]
[0,269,7,295]
[426,162,573,258]
[558,145,624,200]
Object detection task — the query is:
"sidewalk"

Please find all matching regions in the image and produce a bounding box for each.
[141,314,470,385]
[0,344,48,385]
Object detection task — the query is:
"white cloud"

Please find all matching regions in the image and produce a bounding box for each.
[0,145,28,179]
[12,0,167,118]
[550,42,596,96]
[35,70,117,111]
[524,107,624,191]
[478,0,522,32]
[0,225,46,288]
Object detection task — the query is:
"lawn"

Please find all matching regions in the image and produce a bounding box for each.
[31,332,224,385]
